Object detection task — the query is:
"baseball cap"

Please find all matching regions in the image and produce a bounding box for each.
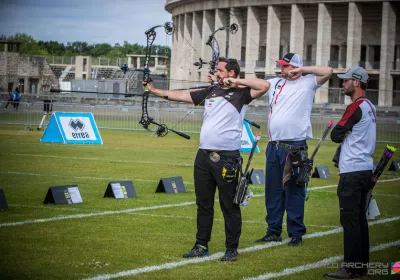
[337,66,369,83]
[276,53,303,67]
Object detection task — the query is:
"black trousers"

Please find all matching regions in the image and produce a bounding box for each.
[194,149,241,249]
[337,170,371,273]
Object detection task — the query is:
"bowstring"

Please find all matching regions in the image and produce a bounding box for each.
[158,32,170,132]
[229,11,276,65]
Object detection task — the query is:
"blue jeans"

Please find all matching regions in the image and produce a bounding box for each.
[265,140,307,238]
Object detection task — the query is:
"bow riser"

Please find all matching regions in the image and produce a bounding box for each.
[140,22,190,140]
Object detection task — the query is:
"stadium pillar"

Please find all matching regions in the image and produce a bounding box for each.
[315,3,332,104]
[170,16,179,89]
[178,15,185,88]
[290,4,304,57]
[378,2,396,107]
[245,6,260,78]
[229,7,242,61]
[215,9,229,59]
[190,12,202,87]
[345,2,362,104]
[183,13,192,87]
[201,10,214,81]
[265,5,281,75]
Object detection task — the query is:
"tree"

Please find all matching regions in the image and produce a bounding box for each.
[0,33,171,68]
[89,43,112,57]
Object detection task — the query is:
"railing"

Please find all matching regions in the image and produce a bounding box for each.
[44,56,167,68]
[1,99,399,143]
[95,57,129,67]
[328,88,380,105]
[45,56,76,65]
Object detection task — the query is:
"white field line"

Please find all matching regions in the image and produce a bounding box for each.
[4,206,338,229]
[0,202,196,228]
[82,216,400,280]
[2,173,398,188]
[250,177,400,191]
[1,179,399,228]
[0,171,194,185]
[7,153,194,167]
[313,189,400,198]
[244,240,400,280]
[129,213,339,228]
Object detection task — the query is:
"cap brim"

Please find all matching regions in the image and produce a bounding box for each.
[276,60,290,66]
[337,74,352,80]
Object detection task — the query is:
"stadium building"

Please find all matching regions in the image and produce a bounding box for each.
[165,0,400,106]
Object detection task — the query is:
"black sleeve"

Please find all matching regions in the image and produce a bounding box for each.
[241,87,254,105]
[330,104,362,143]
[190,87,212,106]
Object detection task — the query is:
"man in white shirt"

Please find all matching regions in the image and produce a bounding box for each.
[144,57,268,261]
[255,53,333,246]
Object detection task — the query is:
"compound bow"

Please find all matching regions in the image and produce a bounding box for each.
[161,23,239,132]
[140,22,190,140]
[193,23,238,77]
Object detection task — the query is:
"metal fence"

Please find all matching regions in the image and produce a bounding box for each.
[1,100,399,143]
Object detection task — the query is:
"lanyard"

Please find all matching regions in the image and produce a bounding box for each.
[273,80,286,105]
[269,79,286,109]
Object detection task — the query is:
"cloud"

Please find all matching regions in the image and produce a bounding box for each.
[0,0,172,46]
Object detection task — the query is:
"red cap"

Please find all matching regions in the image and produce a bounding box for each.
[276,60,290,66]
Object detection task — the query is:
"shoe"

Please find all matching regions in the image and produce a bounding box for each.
[182,244,209,258]
[324,268,361,279]
[255,233,282,243]
[288,236,302,246]
[220,248,238,261]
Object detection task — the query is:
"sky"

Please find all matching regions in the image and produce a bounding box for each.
[0,0,173,46]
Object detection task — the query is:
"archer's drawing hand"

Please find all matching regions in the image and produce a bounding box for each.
[288,67,303,79]
[223,78,239,88]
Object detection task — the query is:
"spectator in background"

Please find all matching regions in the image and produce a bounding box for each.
[5,87,14,109]
[13,88,21,111]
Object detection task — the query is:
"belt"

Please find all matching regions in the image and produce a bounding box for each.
[200,149,240,162]
[201,149,240,157]
[270,141,307,151]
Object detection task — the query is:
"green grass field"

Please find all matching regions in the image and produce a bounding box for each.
[0,125,399,280]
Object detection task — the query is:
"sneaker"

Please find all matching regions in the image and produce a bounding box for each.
[255,233,282,243]
[324,268,361,279]
[220,248,238,261]
[288,236,302,246]
[182,244,209,258]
